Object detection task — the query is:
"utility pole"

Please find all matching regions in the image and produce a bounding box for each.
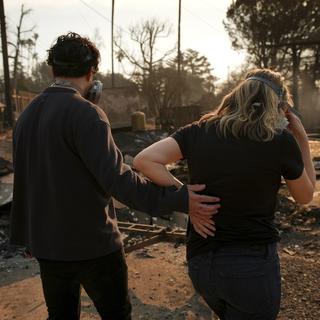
[177,0,182,106]
[0,0,13,127]
[111,0,115,88]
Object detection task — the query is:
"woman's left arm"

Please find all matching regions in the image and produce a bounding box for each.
[133,137,184,188]
[133,137,218,238]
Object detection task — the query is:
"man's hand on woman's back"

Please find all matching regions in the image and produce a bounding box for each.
[187,184,220,238]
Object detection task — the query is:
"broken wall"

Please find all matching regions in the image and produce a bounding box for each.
[98,87,141,129]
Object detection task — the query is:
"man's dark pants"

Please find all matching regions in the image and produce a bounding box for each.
[188,243,281,320]
[37,249,131,320]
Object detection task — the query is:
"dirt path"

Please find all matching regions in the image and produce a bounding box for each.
[0,244,211,320]
[1,134,319,319]
[0,243,319,320]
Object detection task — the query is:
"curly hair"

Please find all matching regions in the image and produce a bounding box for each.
[47,32,100,77]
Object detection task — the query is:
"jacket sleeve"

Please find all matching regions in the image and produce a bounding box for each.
[74,106,188,216]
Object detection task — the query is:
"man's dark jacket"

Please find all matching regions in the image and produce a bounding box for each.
[10,86,188,260]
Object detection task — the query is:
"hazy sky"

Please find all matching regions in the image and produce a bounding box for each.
[4,0,247,80]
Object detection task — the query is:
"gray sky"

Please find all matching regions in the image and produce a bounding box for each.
[5,0,246,80]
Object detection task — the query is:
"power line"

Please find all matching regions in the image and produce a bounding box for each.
[74,3,92,30]
[79,0,111,22]
[78,0,129,36]
[181,5,222,34]
[78,0,174,58]
[199,0,226,14]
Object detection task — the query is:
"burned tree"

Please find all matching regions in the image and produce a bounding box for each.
[224,0,320,73]
[224,0,320,123]
[115,18,175,116]
[8,4,38,93]
[115,20,217,123]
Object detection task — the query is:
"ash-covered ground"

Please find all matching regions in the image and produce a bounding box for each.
[0,131,319,319]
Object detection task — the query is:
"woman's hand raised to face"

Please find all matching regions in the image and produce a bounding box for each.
[187,184,220,238]
[284,109,316,204]
[286,110,307,139]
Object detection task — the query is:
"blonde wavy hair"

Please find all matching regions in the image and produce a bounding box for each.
[201,68,293,142]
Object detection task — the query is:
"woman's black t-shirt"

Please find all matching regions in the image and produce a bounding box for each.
[171,120,304,260]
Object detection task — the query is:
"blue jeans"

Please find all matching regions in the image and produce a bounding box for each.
[37,249,131,320]
[188,243,281,320]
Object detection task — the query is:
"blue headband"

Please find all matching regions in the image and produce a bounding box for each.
[246,76,283,99]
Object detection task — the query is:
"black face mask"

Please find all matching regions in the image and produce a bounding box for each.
[85,80,103,104]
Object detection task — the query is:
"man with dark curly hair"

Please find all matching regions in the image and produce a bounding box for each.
[10,32,220,320]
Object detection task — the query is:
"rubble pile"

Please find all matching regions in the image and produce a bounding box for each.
[113,130,169,158]
[0,131,319,319]
[276,186,319,230]
[0,158,13,177]
[0,208,26,264]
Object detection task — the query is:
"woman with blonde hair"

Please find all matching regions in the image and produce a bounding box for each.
[133,68,315,319]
